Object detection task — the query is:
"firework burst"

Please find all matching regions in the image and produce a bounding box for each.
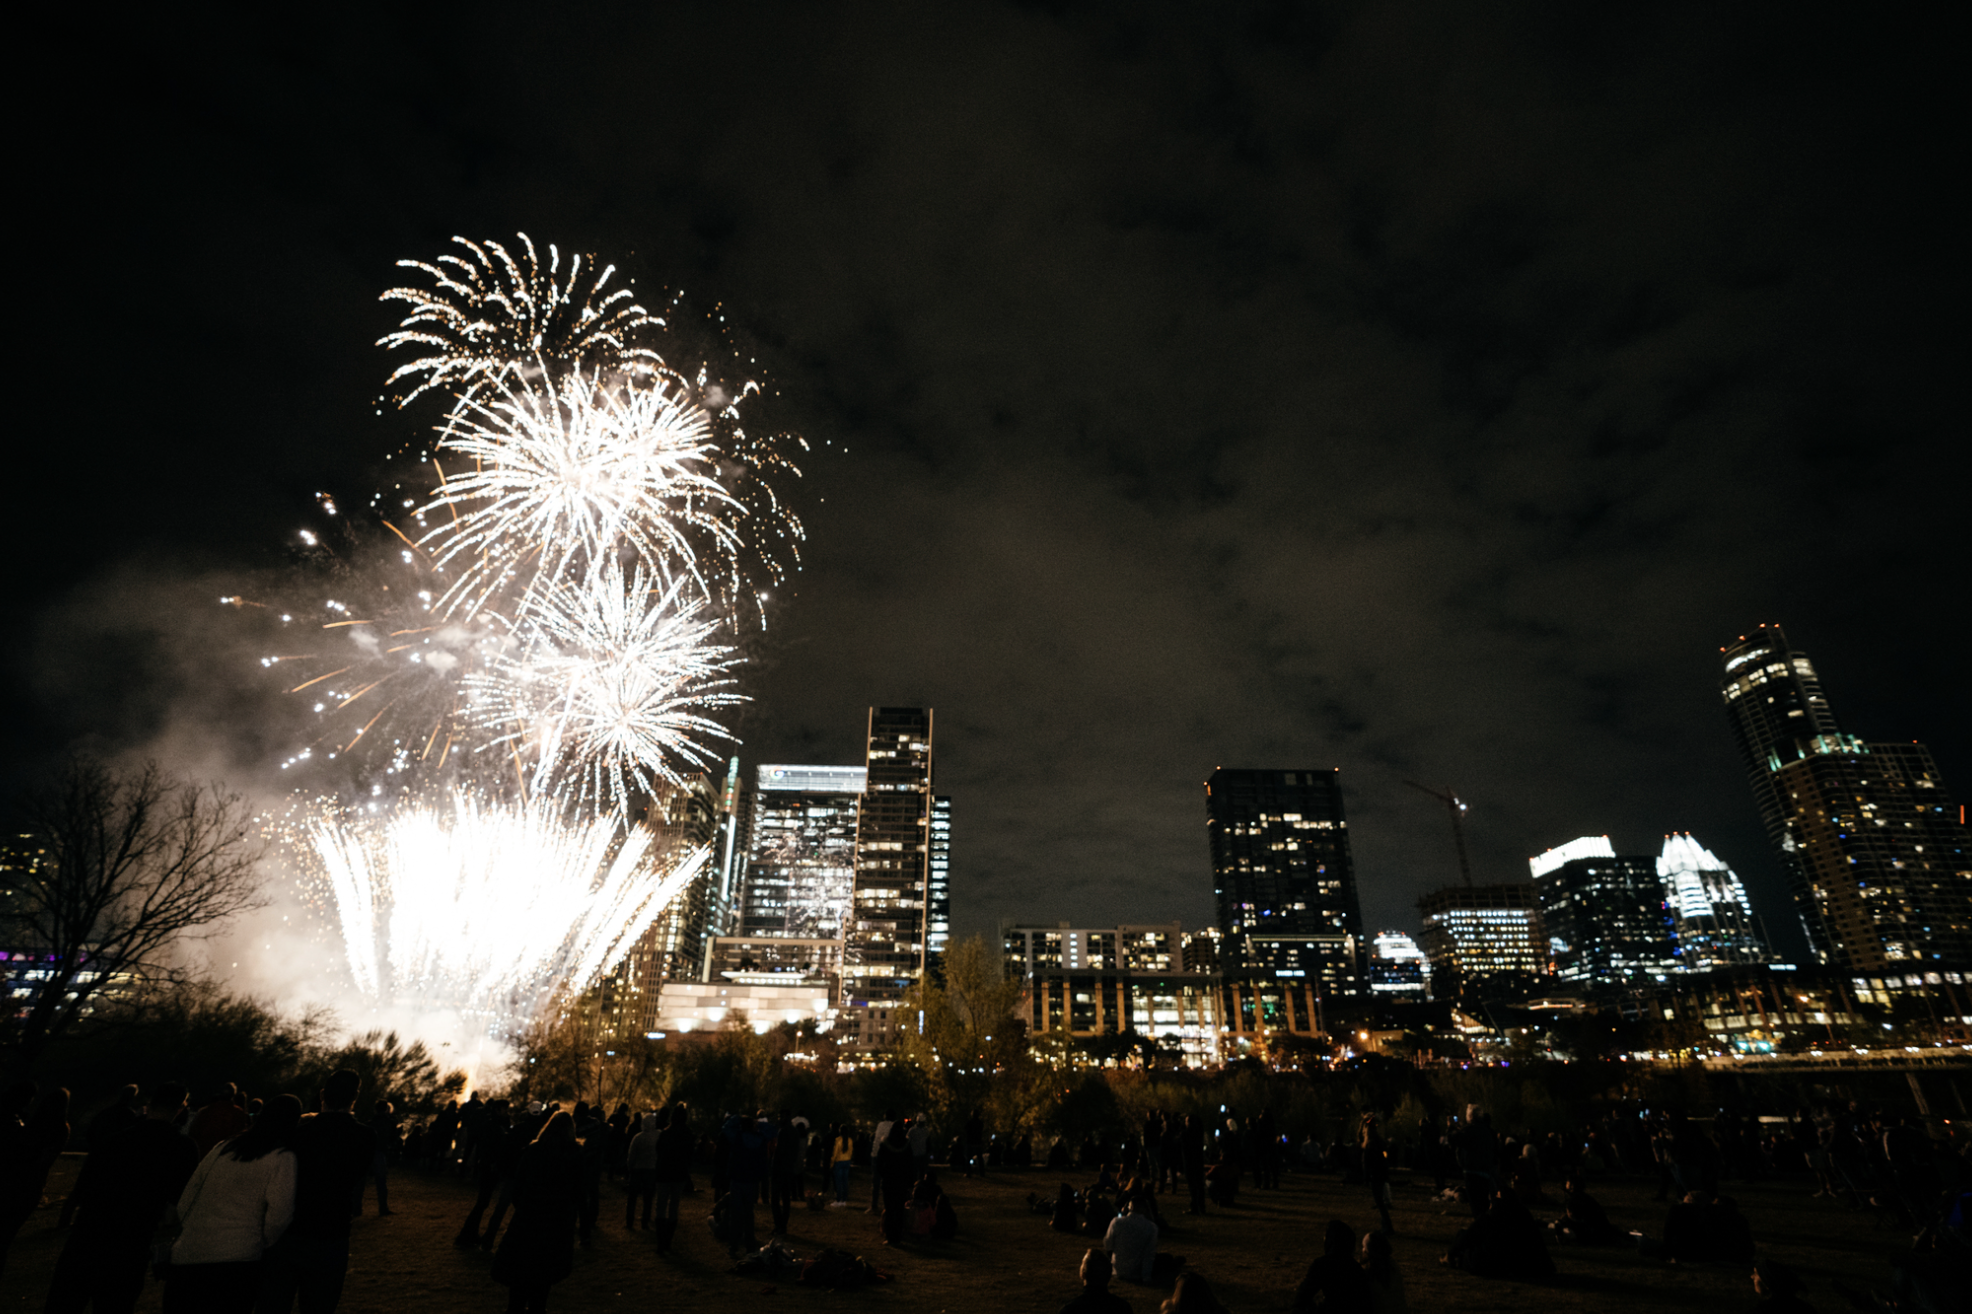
[467,562,745,814]
[418,365,745,617]
[380,233,660,408]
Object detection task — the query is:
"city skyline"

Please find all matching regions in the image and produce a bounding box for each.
[7,7,1962,980]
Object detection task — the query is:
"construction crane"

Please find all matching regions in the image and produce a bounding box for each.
[1405,780,1474,888]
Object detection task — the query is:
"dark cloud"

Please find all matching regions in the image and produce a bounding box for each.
[14,2,1964,958]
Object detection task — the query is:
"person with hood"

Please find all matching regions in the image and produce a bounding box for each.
[625,1111,660,1230]
[491,1111,583,1314]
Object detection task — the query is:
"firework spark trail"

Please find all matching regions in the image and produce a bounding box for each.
[416,365,745,616]
[307,792,711,1016]
[468,561,744,814]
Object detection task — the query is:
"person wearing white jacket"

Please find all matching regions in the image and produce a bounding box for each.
[164,1093,301,1314]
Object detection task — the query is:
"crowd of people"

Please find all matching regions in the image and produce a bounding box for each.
[7,1077,1970,1314]
[3,1071,382,1313]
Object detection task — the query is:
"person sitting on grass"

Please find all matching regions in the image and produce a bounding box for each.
[1085,1187,1118,1240]
[1292,1219,1373,1314]
[1051,1183,1083,1233]
[1442,1192,1555,1282]
[1104,1195,1158,1284]
[1636,1189,1754,1264]
[1204,1155,1239,1208]
[908,1173,959,1240]
[1550,1176,1623,1246]
[1159,1272,1228,1314]
[1360,1231,1407,1314]
[1061,1248,1134,1314]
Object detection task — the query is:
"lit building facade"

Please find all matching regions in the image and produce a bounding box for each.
[927,796,952,957]
[844,708,935,1037]
[1776,741,1972,972]
[1722,626,1972,970]
[1204,768,1365,995]
[1657,834,1773,971]
[1369,931,1429,996]
[1531,837,1675,985]
[1416,885,1545,991]
[736,764,865,942]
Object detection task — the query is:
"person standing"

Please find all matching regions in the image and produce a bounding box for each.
[188,1086,249,1162]
[0,1085,69,1275]
[964,1109,987,1179]
[867,1111,897,1211]
[362,1100,399,1217]
[906,1114,931,1183]
[651,1104,692,1254]
[829,1123,856,1205]
[454,1100,513,1247]
[1181,1115,1207,1216]
[255,1069,374,1313]
[874,1122,915,1245]
[768,1112,806,1237]
[45,1082,199,1314]
[492,1112,583,1314]
[624,1112,659,1230]
[1361,1113,1394,1235]
[720,1111,774,1258]
[58,1085,143,1228]
[166,1095,301,1314]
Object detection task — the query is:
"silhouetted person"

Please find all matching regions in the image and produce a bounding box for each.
[256,1068,374,1312]
[875,1121,915,1245]
[166,1094,301,1314]
[1,1085,69,1275]
[454,1101,512,1247]
[188,1085,248,1162]
[1181,1116,1207,1215]
[45,1082,198,1314]
[1442,1192,1553,1282]
[359,1100,399,1216]
[1550,1177,1622,1246]
[1293,1219,1373,1314]
[492,1112,583,1314]
[651,1104,692,1253]
[58,1086,142,1228]
[1061,1247,1134,1314]
[769,1111,806,1236]
[721,1110,774,1257]
[625,1112,659,1229]
[1360,1230,1407,1314]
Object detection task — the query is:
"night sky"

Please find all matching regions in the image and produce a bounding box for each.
[13,4,1965,962]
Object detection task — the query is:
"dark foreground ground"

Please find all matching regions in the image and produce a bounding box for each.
[1,1155,1920,1312]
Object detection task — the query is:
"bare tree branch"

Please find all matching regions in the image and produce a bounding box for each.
[2,758,268,1061]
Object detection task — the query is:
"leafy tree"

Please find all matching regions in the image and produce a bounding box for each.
[892,935,1028,1122]
[3,759,265,1062]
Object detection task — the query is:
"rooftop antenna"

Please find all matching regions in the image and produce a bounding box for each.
[1404,781,1474,887]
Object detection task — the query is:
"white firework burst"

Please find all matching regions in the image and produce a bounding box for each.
[467,561,745,814]
[379,232,660,407]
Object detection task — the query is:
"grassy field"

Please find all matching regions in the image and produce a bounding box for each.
[2,1154,1918,1312]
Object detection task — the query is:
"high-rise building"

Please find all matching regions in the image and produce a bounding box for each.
[1722,626,1972,969]
[1204,768,1366,996]
[1530,837,1674,985]
[1416,885,1544,993]
[843,708,935,1035]
[1369,931,1429,996]
[736,764,866,942]
[1657,834,1773,971]
[1721,625,1857,955]
[927,796,952,958]
[1776,741,1972,972]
